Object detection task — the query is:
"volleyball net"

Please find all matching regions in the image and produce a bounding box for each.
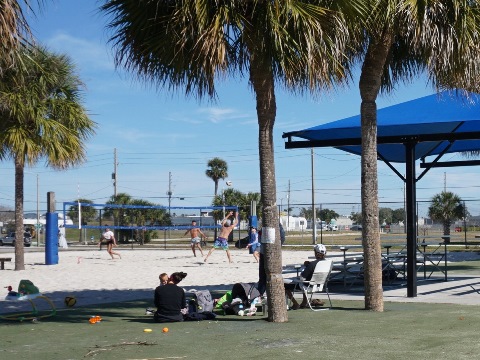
[62,202,241,232]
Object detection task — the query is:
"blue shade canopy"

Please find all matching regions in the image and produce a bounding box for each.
[283,91,480,163]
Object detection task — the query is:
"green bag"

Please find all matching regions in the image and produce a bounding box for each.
[18,279,40,295]
[215,291,232,309]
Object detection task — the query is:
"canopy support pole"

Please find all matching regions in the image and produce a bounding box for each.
[405,142,417,297]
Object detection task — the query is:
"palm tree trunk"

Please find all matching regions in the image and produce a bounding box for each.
[443,220,451,236]
[214,180,219,240]
[14,155,25,270]
[250,55,287,322]
[358,34,393,312]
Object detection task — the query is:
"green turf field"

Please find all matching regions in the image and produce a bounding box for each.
[1,298,479,360]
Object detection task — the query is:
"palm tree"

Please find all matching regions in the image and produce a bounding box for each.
[428,192,466,240]
[212,187,246,222]
[0,45,96,270]
[100,0,363,323]
[205,158,228,197]
[127,198,171,244]
[206,157,228,240]
[68,198,98,243]
[104,192,133,241]
[0,0,43,74]
[244,192,262,221]
[351,0,480,311]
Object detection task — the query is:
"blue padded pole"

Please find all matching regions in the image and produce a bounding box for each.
[45,212,59,265]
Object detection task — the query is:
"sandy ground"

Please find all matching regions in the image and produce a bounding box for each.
[1,247,479,314]
[0,247,311,312]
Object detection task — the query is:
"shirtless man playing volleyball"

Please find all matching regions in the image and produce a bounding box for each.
[204,211,237,263]
[184,220,207,257]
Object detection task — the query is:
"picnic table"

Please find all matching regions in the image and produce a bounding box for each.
[331,255,365,287]
[415,238,448,281]
[0,257,12,270]
[283,263,303,277]
[325,237,449,288]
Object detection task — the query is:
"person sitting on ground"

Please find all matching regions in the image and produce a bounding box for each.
[284,244,327,309]
[153,272,188,323]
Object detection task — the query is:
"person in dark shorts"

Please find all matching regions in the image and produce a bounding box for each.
[99,226,121,259]
[204,211,237,263]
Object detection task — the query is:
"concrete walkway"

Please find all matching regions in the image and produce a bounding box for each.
[329,275,480,306]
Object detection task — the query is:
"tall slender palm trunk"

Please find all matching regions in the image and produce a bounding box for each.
[14,155,25,270]
[214,180,219,240]
[358,34,393,311]
[250,55,287,322]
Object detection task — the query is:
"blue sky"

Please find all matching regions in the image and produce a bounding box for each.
[1,1,479,219]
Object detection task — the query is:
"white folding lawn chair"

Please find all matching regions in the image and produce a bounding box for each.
[288,259,333,311]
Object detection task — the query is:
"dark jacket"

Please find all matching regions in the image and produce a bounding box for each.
[301,259,321,281]
[154,283,185,322]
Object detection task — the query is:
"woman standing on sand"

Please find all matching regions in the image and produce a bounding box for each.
[100,226,121,259]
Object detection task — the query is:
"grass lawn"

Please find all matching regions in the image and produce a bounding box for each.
[1,298,479,360]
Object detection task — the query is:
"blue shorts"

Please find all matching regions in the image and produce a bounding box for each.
[213,237,229,250]
[249,243,260,254]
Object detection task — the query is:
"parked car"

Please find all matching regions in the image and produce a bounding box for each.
[328,224,338,231]
[350,225,363,231]
[0,232,32,247]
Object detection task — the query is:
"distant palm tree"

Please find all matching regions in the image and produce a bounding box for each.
[67,198,97,224]
[428,191,466,239]
[68,198,97,243]
[127,198,171,244]
[104,192,133,240]
[0,45,96,270]
[205,158,228,197]
[244,192,262,221]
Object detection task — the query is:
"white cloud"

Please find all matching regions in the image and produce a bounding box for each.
[45,32,114,72]
[197,107,250,124]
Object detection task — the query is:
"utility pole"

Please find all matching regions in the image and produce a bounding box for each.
[311,148,317,244]
[167,172,173,216]
[36,174,40,246]
[113,148,118,197]
[287,180,291,231]
[112,148,118,241]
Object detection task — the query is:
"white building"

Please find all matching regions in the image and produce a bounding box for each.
[22,212,74,226]
[280,215,308,231]
[335,216,353,229]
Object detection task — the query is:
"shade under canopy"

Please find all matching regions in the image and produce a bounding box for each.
[282,90,480,298]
